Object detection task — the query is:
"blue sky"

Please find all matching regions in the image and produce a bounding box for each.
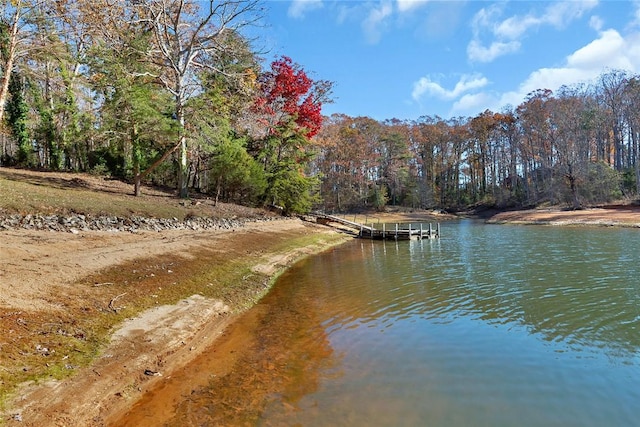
[260,0,640,121]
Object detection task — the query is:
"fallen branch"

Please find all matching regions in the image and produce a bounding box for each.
[108,292,128,313]
[93,282,114,287]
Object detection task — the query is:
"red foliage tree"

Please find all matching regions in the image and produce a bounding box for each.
[255,56,329,139]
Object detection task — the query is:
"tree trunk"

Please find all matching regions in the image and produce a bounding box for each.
[133,141,181,196]
[176,100,189,198]
[178,133,188,198]
[0,4,22,126]
[134,174,142,197]
[214,178,222,206]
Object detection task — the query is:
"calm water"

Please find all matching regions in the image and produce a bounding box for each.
[169,220,640,426]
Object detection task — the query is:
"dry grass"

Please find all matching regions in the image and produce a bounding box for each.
[0,168,265,220]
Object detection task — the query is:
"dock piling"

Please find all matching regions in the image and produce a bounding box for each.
[312,213,440,241]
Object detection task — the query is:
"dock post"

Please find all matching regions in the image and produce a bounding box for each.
[383,223,386,240]
[371,223,374,239]
[360,224,363,237]
[409,223,412,240]
[429,223,432,239]
[436,223,440,238]
[395,223,398,240]
[420,223,423,239]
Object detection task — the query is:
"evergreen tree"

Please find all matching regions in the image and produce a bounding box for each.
[6,71,32,166]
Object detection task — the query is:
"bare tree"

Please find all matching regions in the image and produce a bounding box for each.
[0,0,46,126]
[597,69,628,170]
[133,0,264,198]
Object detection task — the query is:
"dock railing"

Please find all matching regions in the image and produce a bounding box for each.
[312,212,440,240]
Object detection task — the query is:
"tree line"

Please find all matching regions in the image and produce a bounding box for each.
[0,0,330,214]
[313,70,640,212]
[0,1,638,214]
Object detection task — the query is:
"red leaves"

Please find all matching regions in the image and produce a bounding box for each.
[268,56,312,113]
[255,55,325,139]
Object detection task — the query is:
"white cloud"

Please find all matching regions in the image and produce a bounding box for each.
[451,92,497,116]
[494,28,640,111]
[494,1,598,39]
[470,4,503,36]
[397,0,428,13]
[362,1,393,44]
[567,29,629,69]
[467,39,520,63]
[468,0,599,63]
[543,1,599,27]
[412,74,489,101]
[288,0,323,19]
[337,0,435,44]
[448,22,640,117]
[589,15,604,31]
[633,0,640,27]
[493,14,542,40]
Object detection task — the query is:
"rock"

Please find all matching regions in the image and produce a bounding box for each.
[0,212,282,233]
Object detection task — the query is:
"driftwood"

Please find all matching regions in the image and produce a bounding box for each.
[108,292,127,313]
[93,282,114,287]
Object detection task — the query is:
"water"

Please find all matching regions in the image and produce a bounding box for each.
[168,220,640,426]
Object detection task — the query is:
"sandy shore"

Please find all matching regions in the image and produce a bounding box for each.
[486,205,640,227]
[1,219,350,426]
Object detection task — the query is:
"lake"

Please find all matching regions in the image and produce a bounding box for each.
[159,220,640,426]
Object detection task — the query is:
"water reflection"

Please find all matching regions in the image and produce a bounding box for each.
[319,221,640,357]
[257,221,640,426]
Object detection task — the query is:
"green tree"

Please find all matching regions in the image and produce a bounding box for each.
[186,29,260,194]
[6,71,32,165]
[209,135,266,205]
[133,0,263,198]
[89,32,178,196]
[250,56,332,214]
[259,121,319,214]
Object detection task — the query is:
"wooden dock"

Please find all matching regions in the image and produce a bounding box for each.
[312,213,440,240]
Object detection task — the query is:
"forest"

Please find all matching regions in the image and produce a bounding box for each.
[0,0,639,214]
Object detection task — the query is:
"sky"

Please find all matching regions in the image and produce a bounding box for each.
[259,0,640,121]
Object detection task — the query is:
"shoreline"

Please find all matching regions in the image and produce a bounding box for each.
[485,206,640,228]
[3,205,639,425]
[1,219,352,426]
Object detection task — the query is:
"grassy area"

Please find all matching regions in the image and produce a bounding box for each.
[0,176,185,218]
[0,168,264,220]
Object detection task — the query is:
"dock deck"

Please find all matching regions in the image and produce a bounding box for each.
[312,213,440,240]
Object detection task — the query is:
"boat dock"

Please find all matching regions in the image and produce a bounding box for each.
[311,213,440,240]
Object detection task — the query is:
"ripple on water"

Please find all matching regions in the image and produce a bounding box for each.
[255,224,640,427]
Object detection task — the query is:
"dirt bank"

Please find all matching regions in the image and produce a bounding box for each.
[1,219,350,426]
[486,205,640,227]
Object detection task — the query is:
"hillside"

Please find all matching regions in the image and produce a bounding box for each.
[0,168,269,222]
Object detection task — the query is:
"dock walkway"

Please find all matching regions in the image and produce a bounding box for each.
[311,213,440,240]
